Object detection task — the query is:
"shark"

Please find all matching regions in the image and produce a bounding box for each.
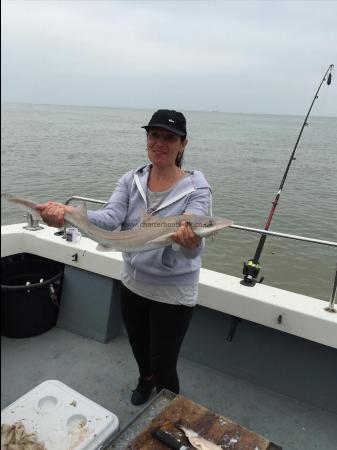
[2,194,233,252]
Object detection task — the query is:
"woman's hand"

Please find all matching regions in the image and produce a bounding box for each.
[171,220,202,249]
[35,202,74,228]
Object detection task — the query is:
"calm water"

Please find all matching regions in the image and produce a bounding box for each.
[1,103,336,300]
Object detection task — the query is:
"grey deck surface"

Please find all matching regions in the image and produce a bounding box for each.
[1,327,336,450]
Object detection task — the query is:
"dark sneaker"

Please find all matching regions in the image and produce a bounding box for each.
[131,377,155,405]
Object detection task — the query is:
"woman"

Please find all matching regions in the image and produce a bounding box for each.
[37,109,212,405]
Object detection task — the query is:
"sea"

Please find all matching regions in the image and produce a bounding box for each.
[1,102,336,301]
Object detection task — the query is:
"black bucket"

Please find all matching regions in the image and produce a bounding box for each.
[1,253,64,338]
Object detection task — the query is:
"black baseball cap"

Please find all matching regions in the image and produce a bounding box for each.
[142,109,187,137]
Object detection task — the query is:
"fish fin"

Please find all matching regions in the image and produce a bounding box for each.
[75,201,87,216]
[66,201,88,223]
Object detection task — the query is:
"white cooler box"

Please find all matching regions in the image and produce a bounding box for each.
[1,380,119,450]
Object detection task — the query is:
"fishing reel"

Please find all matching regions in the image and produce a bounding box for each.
[242,259,264,285]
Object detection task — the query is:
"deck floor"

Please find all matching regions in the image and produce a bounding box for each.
[1,327,336,450]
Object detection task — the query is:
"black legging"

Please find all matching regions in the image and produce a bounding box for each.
[120,283,194,394]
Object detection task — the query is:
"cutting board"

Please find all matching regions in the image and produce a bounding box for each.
[127,395,281,449]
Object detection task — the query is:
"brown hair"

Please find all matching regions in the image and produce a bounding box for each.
[175,138,186,168]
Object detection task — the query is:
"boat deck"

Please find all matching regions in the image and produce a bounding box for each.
[1,327,336,450]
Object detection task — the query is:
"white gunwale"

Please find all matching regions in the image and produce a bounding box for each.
[1,223,336,349]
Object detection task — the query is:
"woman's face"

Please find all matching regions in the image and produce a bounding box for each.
[147,127,187,169]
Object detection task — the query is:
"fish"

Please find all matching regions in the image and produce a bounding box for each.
[2,193,233,253]
[177,424,223,450]
[152,422,224,450]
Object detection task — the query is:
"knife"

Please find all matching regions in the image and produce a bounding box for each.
[151,427,192,450]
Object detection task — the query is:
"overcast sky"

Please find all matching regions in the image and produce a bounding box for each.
[2,0,336,116]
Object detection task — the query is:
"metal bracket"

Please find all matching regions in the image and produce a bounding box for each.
[23,213,43,231]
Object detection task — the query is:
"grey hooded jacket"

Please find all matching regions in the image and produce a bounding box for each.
[87,164,212,286]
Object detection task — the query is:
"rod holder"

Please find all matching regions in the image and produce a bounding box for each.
[23,213,43,231]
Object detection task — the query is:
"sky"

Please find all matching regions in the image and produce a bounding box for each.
[1,0,337,116]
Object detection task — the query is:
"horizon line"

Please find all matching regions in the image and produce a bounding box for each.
[1,100,336,119]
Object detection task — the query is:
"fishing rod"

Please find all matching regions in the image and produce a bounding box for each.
[242,63,334,286]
